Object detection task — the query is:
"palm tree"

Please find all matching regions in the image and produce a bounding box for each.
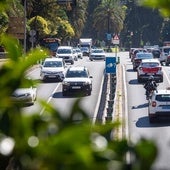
[93,0,126,39]
[67,0,88,41]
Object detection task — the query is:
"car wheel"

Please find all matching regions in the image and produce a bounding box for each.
[160,76,163,83]
[87,91,91,96]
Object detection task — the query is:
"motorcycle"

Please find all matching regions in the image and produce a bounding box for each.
[144,82,158,100]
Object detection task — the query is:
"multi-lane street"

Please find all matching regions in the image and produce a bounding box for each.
[23,55,106,123]
[20,50,170,169]
[121,51,170,170]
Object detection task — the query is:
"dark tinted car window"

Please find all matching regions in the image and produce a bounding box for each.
[156,94,170,101]
[152,49,160,58]
[66,70,88,78]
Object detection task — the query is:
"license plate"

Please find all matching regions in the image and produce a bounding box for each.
[48,75,56,78]
[72,86,81,89]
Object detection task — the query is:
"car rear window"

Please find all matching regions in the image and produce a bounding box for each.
[136,53,153,59]
[141,62,159,67]
[156,94,170,101]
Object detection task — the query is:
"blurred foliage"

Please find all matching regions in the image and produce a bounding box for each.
[141,0,170,17]
[0,1,160,170]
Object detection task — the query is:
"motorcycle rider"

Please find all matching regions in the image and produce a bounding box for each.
[144,76,157,99]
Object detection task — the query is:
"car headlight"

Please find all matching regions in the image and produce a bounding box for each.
[83,81,91,85]
[41,71,49,74]
[63,81,70,86]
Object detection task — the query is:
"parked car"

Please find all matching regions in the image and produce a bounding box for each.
[137,58,163,83]
[11,81,37,105]
[40,58,66,82]
[148,89,170,123]
[56,46,75,64]
[132,52,153,71]
[62,66,93,96]
[89,48,106,61]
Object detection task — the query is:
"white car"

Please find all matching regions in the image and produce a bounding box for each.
[73,47,83,59]
[40,58,66,82]
[11,86,37,105]
[56,46,75,64]
[148,89,170,123]
[159,46,170,65]
[62,66,93,96]
[137,58,163,83]
[89,48,106,61]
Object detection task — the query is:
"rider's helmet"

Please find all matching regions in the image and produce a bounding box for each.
[148,75,154,81]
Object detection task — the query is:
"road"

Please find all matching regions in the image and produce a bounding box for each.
[120,52,170,170]
[22,55,106,123]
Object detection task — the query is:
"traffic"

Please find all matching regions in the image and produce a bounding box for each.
[22,47,106,122]
[122,49,170,169]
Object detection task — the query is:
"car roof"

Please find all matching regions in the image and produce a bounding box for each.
[44,57,63,62]
[153,89,170,95]
[68,66,87,71]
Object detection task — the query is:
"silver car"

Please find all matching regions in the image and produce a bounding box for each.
[11,86,37,105]
[89,48,106,61]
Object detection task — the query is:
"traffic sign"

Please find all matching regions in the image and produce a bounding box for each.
[105,57,116,74]
[112,34,120,45]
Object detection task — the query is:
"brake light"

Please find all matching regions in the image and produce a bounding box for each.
[152,101,157,107]
[158,67,162,70]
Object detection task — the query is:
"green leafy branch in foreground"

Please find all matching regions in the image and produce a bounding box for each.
[0,34,158,170]
[141,0,170,17]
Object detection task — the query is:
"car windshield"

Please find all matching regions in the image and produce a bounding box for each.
[156,94,170,101]
[66,70,88,78]
[91,49,104,53]
[57,49,71,54]
[44,61,62,67]
[141,62,159,67]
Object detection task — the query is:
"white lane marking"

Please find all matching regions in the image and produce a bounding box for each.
[92,74,104,124]
[123,64,131,164]
[163,69,170,85]
[40,83,60,115]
